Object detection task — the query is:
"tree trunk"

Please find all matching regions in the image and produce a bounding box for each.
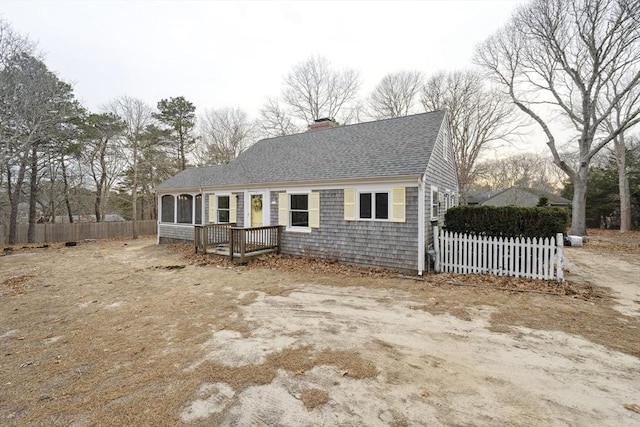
[94,178,103,222]
[48,169,55,223]
[27,144,39,243]
[614,136,631,233]
[132,142,139,239]
[96,145,108,222]
[60,157,73,223]
[569,167,588,236]
[7,159,27,245]
[94,192,102,222]
[140,192,146,220]
[179,128,186,171]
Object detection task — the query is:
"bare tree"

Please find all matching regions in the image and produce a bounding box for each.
[107,96,154,239]
[82,113,127,222]
[0,20,37,160]
[421,70,521,201]
[0,19,35,64]
[601,65,640,232]
[475,0,640,235]
[367,70,423,119]
[475,153,566,193]
[1,52,79,243]
[198,107,256,165]
[0,21,38,244]
[258,97,301,138]
[282,56,361,125]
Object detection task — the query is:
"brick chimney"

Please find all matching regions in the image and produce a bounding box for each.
[307,117,338,132]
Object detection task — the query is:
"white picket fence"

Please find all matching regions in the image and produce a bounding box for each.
[434,227,564,282]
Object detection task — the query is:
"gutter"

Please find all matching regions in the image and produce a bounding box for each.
[155,174,423,195]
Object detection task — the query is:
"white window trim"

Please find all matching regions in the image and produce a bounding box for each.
[160,193,202,225]
[287,192,311,233]
[216,193,232,224]
[430,186,439,221]
[160,194,176,224]
[356,190,391,221]
[245,190,269,228]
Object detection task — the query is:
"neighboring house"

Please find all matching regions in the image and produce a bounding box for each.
[481,187,570,208]
[466,191,494,206]
[16,202,43,224]
[156,111,459,274]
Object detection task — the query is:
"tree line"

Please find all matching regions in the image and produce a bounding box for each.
[2,0,639,244]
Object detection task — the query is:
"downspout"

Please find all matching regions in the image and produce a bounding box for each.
[417,175,425,275]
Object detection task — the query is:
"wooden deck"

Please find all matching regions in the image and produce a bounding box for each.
[194,224,282,264]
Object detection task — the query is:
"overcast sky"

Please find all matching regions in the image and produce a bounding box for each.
[1,0,538,151]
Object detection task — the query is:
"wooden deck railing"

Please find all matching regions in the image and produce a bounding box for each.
[194,223,282,263]
[230,225,282,264]
[194,223,236,253]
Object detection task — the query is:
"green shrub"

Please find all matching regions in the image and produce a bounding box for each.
[444,206,567,238]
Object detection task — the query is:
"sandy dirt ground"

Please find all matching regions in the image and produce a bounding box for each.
[1,230,639,426]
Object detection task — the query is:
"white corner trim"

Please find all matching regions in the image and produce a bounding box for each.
[418,176,425,275]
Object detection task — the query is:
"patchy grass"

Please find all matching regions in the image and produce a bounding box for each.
[301,388,329,410]
[1,233,638,425]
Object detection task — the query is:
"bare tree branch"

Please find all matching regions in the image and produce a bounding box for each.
[282,56,361,125]
[421,70,524,201]
[475,0,640,235]
[197,107,256,165]
[258,97,301,138]
[367,70,423,119]
[106,96,154,239]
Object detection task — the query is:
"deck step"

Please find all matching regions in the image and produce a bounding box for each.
[204,247,278,262]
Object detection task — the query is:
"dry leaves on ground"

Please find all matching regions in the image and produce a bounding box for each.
[171,245,603,302]
[583,229,640,254]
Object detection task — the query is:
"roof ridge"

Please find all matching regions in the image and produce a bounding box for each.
[258,110,446,143]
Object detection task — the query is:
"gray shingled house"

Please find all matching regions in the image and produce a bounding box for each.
[481,187,570,208]
[156,111,458,274]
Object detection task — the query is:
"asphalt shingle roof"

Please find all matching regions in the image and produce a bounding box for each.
[157,111,446,190]
[482,187,571,206]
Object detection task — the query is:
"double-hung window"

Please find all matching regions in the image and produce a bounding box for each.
[217,195,230,223]
[279,192,319,230]
[431,186,439,220]
[359,192,389,220]
[290,194,309,227]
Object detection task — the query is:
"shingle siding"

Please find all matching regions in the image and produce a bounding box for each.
[272,188,420,271]
[203,192,244,225]
[234,192,244,227]
[155,112,460,272]
[158,224,194,243]
[424,117,458,257]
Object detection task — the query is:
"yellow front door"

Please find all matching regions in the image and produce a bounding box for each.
[251,195,263,227]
